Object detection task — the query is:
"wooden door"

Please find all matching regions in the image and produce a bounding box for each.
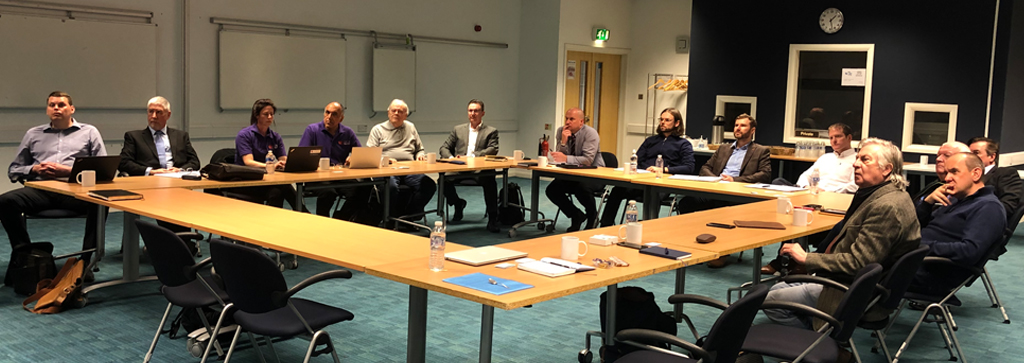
[564,51,621,154]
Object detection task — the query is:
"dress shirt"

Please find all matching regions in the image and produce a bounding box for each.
[8,119,107,182]
[298,122,361,166]
[796,148,858,193]
[235,124,286,165]
[466,124,480,156]
[146,126,173,175]
[985,164,994,174]
[722,141,749,177]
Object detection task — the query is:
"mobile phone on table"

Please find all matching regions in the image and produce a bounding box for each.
[821,208,847,215]
[617,241,644,249]
[706,222,736,229]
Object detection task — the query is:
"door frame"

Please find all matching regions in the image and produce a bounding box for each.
[558,43,630,159]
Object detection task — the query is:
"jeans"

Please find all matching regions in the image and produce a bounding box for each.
[764,281,824,329]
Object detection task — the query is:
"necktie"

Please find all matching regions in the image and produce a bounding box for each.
[567,135,576,153]
[154,130,168,168]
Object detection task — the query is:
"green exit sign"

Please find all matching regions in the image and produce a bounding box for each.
[594,28,609,41]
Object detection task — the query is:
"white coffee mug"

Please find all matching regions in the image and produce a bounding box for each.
[561,236,589,261]
[426,152,438,164]
[792,208,815,226]
[538,156,548,168]
[319,157,331,171]
[76,170,96,188]
[617,222,643,244]
[919,155,928,166]
[265,161,276,174]
[776,197,793,214]
[513,150,524,161]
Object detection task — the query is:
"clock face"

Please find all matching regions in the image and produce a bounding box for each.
[819,8,844,34]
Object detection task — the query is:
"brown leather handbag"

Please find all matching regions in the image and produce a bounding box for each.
[22,257,85,314]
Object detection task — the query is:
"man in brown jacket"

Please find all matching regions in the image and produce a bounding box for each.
[764,137,921,328]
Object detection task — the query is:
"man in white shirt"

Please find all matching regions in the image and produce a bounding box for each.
[794,123,858,194]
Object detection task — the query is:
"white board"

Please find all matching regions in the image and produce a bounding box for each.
[0,15,156,109]
[373,46,416,112]
[218,30,346,110]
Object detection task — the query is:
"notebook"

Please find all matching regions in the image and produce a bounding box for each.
[639,246,692,260]
[442,273,532,295]
[733,220,787,230]
[67,155,121,183]
[348,147,383,169]
[445,246,528,266]
[282,146,322,173]
[88,189,143,201]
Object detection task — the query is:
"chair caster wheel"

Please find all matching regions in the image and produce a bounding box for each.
[508,230,517,238]
[288,259,299,270]
[537,222,546,231]
[578,349,593,363]
[73,293,88,308]
[546,224,555,233]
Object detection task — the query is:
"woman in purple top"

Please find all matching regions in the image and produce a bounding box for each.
[224,99,302,210]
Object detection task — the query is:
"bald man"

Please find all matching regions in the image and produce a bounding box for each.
[545,108,605,231]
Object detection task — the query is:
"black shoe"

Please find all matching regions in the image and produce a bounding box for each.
[487,219,500,233]
[568,212,586,232]
[452,199,467,222]
[83,269,95,283]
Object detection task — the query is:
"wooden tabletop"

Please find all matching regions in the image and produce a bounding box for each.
[632,177,810,200]
[365,236,717,310]
[523,165,660,183]
[77,188,470,271]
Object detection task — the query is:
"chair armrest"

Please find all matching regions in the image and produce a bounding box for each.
[780,274,849,292]
[921,256,983,275]
[175,231,205,241]
[760,301,841,328]
[667,294,729,310]
[616,328,711,362]
[185,257,214,277]
[273,269,353,305]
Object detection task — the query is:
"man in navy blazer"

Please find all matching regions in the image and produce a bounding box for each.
[119,96,201,176]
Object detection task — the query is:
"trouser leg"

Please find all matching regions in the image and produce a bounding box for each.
[402,174,436,215]
[479,174,499,223]
[443,173,461,206]
[573,182,601,221]
[0,187,47,248]
[545,179,582,217]
[314,189,339,217]
[764,282,823,329]
[600,186,630,227]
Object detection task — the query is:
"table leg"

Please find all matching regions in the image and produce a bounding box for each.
[122,212,140,281]
[501,169,509,207]
[751,247,763,285]
[604,284,618,348]
[407,286,428,363]
[382,178,391,225]
[530,172,540,221]
[437,173,447,219]
[94,204,106,263]
[294,183,304,211]
[673,268,686,322]
[479,305,494,363]
[642,185,657,220]
[779,159,785,179]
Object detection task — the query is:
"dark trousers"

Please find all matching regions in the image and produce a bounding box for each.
[308,180,368,218]
[545,178,601,221]
[599,187,666,227]
[0,187,99,262]
[388,174,437,218]
[443,172,499,223]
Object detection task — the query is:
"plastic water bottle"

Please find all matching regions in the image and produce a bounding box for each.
[265,150,277,173]
[809,168,821,195]
[629,149,638,175]
[625,200,639,223]
[655,154,664,178]
[429,221,446,271]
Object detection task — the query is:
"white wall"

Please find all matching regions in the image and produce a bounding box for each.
[516,0,562,161]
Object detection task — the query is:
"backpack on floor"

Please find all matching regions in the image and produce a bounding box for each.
[5,242,58,296]
[599,286,678,362]
[497,183,526,226]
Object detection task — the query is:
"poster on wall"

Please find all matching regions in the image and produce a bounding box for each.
[567,60,576,80]
[841,68,866,86]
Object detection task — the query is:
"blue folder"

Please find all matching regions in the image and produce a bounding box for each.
[443,272,533,295]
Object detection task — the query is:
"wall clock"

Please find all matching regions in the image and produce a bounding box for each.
[819,8,844,34]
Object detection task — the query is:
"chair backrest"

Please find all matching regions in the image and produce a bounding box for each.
[601,151,619,169]
[831,263,884,342]
[701,284,769,363]
[210,148,236,165]
[994,203,1024,259]
[209,239,289,314]
[135,220,200,288]
[876,245,930,310]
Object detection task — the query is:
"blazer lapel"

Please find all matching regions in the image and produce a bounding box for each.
[141,128,159,159]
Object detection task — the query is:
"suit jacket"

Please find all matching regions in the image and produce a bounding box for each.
[119,127,201,176]
[698,141,771,183]
[982,166,1023,219]
[438,123,499,158]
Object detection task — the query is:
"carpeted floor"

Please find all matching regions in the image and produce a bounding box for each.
[0,177,1020,362]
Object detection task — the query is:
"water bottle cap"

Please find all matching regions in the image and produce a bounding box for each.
[628,200,636,205]
[434,221,443,226]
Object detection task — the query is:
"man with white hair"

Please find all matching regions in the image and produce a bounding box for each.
[119,96,201,176]
[367,99,435,228]
[915,141,971,203]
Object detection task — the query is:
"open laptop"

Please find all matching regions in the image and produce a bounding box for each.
[348,147,383,169]
[282,146,322,173]
[67,155,121,183]
[445,246,528,266]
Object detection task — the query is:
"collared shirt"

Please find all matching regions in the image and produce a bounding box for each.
[796,148,858,193]
[985,164,995,174]
[366,120,425,161]
[235,124,286,165]
[466,123,480,156]
[298,122,361,166]
[722,141,749,177]
[146,126,173,175]
[8,119,107,182]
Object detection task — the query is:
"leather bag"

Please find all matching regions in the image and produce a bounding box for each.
[22,257,84,314]
[200,162,265,181]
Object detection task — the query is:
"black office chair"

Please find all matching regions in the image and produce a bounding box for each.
[135,220,231,363]
[741,263,884,363]
[612,284,769,363]
[857,245,929,362]
[975,203,1024,325]
[204,239,354,363]
[551,151,618,230]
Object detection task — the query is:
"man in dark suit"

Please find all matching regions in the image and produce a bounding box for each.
[119,96,200,176]
[968,137,1023,219]
[438,99,501,232]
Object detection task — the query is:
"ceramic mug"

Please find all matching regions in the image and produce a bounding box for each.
[76,170,96,188]
[617,222,643,244]
[319,157,331,171]
[792,208,815,226]
[561,236,588,261]
[513,150,524,161]
[426,152,438,164]
[538,156,548,168]
[776,197,793,214]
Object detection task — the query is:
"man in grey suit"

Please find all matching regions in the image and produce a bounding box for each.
[765,137,921,329]
[546,107,605,231]
[119,96,201,176]
[439,99,501,232]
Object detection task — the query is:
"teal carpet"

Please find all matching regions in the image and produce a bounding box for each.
[0,177,1021,362]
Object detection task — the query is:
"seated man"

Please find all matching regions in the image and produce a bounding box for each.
[1,91,107,271]
[546,107,605,231]
[765,138,921,329]
[298,101,364,219]
[912,152,1005,295]
[913,141,971,202]
[789,123,858,194]
[439,99,501,232]
[967,136,1023,219]
[599,107,694,227]
[367,99,436,227]
[119,96,201,232]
